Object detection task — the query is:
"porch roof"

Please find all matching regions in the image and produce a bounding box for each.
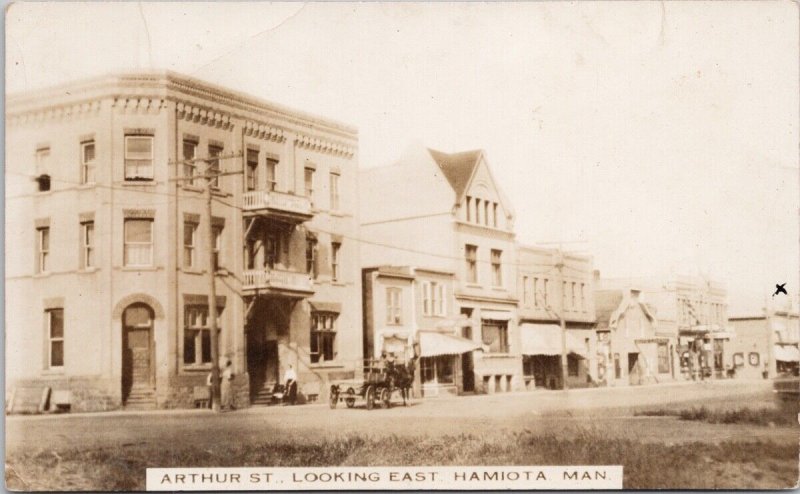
[417,330,482,358]
[520,323,586,356]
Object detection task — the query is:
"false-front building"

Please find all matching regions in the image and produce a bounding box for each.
[6,72,362,412]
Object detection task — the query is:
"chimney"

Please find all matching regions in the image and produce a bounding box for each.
[630,289,641,301]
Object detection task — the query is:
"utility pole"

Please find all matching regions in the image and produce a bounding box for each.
[206,170,221,412]
[169,151,242,413]
[555,248,568,391]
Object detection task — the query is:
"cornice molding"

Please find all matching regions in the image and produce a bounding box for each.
[175,100,234,131]
[112,97,168,115]
[295,132,355,158]
[243,119,285,143]
[7,98,104,126]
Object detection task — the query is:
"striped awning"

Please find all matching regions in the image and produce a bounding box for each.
[418,331,482,358]
[520,323,587,356]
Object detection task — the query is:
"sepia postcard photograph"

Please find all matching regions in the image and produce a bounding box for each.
[4,1,800,491]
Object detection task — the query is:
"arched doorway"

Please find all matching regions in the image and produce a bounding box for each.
[122,303,155,403]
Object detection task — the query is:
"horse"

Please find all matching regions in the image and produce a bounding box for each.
[388,357,417,406]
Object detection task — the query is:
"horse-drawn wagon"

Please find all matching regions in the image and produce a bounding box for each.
[329,358,414,410]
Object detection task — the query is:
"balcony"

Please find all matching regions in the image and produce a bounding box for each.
[243,190,313,223]
[243,268,314,297]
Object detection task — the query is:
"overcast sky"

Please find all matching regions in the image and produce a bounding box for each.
[7,2,799,313]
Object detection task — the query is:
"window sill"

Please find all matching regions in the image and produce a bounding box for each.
[181,184,204,193]
[182,268,204,275]
[465,283,482,289]
[32,272,52,279]
[310,362,344,369]
[77,267,99,274]
[77,183,97,190]
[120,180,158,186]
[211,189,231,198]
[42,368,65,376]
[120,266,162,272]
[330,281,347,287]
[329,210,348,218]
[491,286,505,291]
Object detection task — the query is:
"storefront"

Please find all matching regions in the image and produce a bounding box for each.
[416,330,482,396]
[774,343,800,374]
[678,326,733,379]
[519,323,588,390]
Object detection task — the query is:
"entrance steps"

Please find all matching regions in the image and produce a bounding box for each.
[124,387,156,410]
[251,381,278,406]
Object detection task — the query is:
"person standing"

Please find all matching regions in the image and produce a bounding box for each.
[283,364,298,405]
[221,359,235,411]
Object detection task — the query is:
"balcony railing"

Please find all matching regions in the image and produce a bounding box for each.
[243,268,314,294]
[242,190,312,219]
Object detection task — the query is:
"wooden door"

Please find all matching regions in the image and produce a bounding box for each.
[122,305,154,400]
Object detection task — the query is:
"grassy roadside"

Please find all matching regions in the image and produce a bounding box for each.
[635,406,799,427]
[6,430,798,491]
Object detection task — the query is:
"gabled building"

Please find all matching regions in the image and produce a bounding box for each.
[595,287,675,386]
[360,146,521,393]
[6,72,362,412]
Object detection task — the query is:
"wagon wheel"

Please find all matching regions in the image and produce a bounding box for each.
[380,387,391,409]
[329,385,339,409]
[345,387,356,408]
[365,385,376,410]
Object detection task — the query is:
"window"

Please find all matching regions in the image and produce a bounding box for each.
[562,281,569,310]
[207,145,223,188]
[484,201,490,226]
[422,282,446,316]
[580,283,586,312]
[36,147,51,191]
[265,234,279,269]
[465,196,472,222]
[492,202,498,228]
[657,342,670,373]
[310,312,337,363]
[533,278,540,307]
[331,242,341,281]
[183,306,214,366]
[523,276,530,307]
[420,355,455,384]
[330,172,340,210]
[306,237,317,278]
[266,157,278,191]
[491,249,502,287]
[183,222,197,269]
[246,149,258,191]
[572,283,578,311]
[475,199,481,225]
[183,140,197,186]
[124,219,153,267]
[245,240,257,270]
[386,287,402,325]
[304,167,314,198]
[46,308,64,368]
[81,141,96,184]
[124,135,154,180]
[212,226,222,271]
[465,244,478,283]
[544,279,550,307]
[482,320,508,353]
[80,221,94,269]
[36,227,50,273]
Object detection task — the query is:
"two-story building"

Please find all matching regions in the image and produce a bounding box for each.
[6,72,361,412]
[517,246,597,390]
[360,146,521,393]
[362,266,480,397]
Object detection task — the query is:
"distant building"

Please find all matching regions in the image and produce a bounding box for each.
[595,287,676,386]
[597,275,731,381]
[6,72,361,412]
[729,299,799,379]
[517,246,597,390]
[360,146,521,393]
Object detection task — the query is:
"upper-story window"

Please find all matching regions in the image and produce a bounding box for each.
[330,172,341,210]
[80,221,95,269]
[331,242,341,281]
[183,140,197,185]
[124,219,153,267]
[465,196,472,222]
[36,227,50,274]
[266,157,278,191]
[304,167,315,198]
[386,287,402,325]
[523,276,530,307]
[491,249,502,287]
[125,135,154,181]
[423,281,446,316]
[81,141,96,184]
[246,149,258,191]
[212,226,223,271]
[465,244,478,284]
[207,145,223,188]
[492,202,498,228]
[264,233,279,269]
[306,237,317,279]
[183,221,197,269]
[36,146,51,191]
[484,202,490,226]
[533,277,540,308]
[562,281,569,310]
[475,199,482,225]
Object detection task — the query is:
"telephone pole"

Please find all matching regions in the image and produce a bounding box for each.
[555,248,568,391]
[205,171,221,412]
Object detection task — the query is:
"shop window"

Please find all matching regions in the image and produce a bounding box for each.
[310,312,337,363]
[184,306,216,366]
[420,355,454,384]
[482,320,508,354]
[657,342,670,373]
[568,354,580,377]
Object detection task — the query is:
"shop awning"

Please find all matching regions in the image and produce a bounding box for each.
[309,301,342,313]
[481,310,513,321]
[774,344,800,362]
[520,323,586,356]
[418,331,483,358]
